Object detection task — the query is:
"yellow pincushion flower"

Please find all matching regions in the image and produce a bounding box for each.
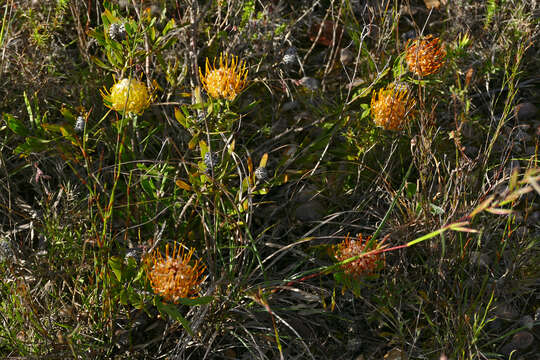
[199,53,248,101]
[405,35,446,77]
[370,83,416,131]
[334,234,385,278]
[145,243,205,303]
[101,78,153,115]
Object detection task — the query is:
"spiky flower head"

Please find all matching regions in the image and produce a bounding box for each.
[405,35,446,76]
[101,78,153,115]
[199,53,248,101]
[334,234,385,278]
[144,243,205,303]
[370,83,416,131]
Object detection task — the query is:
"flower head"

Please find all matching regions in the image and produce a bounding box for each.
[405,35,446,76]
[101,78,153,115]
[334,234,385,278]
[370,83,416,131]
[144,243,205,303]
[199,53,248,101]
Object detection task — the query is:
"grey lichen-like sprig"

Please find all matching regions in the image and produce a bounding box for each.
[255,166,268,180]
[108,23,127,42]
[204,152,220,171]
[0,237,14,263]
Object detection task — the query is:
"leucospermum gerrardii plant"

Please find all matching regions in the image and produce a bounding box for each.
[405,35,446,77]
[101,78,153,115]
[334,234,385,279]
[199,53,248,101]
[144,243,205,303]
[370,83,416,131]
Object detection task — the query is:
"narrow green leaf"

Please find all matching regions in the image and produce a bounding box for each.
[91,56,115,72]
[175,107,188,128]
[108,256,123,282]
[162,19,175,35]
[23,91,34,126]
[155,300,194,336]
[4,114,29,137]
[175,296,213,306]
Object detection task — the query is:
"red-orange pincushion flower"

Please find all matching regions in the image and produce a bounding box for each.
[145,243,205,303]
[405,35,446,76]
[370,83,416,131]
[334,234,385,278]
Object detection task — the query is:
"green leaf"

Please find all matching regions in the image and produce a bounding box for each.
[155,300,194,336]
[162,18,175,35]
[101,9,117,26]
[87,28,106,45]
[199,140,208,157]
[41,123,64,134]
[360,105,371,120]
[108,256,123,282]
[160,36,178,50]
[60,107,75,122]
[4,114,29,137]
[392,52,407,79]
[188,134,198,150]
[406,182,417,199]
[175,296,213,306]
[352,86,372,100]
[119,288,128,305]
[91,56,115,72]
[175,107,188,128]
[14,137,51,155]
[23,91,34,126]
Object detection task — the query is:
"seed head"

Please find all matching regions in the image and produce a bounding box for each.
[334,234,385,278]
[405,35,446,76]
[255,166,268,180]
[299,76,320,91]
[144,243,205,303]
[370,83,416,131]
[199,53,248,101]
[0,237,13,263]
[101,78,153,115]
[108,23,127,42]
[282,46,298,67]
[204,152,219,171]
[74,116,85,133]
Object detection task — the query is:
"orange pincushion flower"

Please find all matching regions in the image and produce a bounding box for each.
[370,83,416,131]
[334,234,385,278]
[145,243,205,303]
[199,53,248,101]
[405,35,446,76]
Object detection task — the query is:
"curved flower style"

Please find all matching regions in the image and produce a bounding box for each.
[405,35,446,77]
[199,53,248,101]
[370,83,416,131]
[145,243,205,303]
[334,234,385,278]
[101,78,153,115]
